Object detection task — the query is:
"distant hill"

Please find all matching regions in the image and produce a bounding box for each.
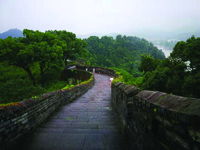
[0,29,23,39]
[140,30,200,41]
[174,32,200,41]
[77,32,119,39]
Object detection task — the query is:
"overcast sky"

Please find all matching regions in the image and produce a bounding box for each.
[0,0,200,35]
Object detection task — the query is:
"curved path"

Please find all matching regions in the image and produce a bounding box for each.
[10,74,124,150]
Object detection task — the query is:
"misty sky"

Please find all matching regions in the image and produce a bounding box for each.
[0,0,200,35]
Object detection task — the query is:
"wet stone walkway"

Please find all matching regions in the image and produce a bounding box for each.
[10,74,124,150]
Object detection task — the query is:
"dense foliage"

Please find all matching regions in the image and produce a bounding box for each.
[110,67,143,87]
[139,36,200,98]
[84,35,165,76]
[0,29,88,104]
[0,62,45,104]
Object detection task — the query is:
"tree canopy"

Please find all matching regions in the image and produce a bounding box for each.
[138,55,161,74]
[139,36,200,98]
[46,30,88,65]
[0,29,88,87]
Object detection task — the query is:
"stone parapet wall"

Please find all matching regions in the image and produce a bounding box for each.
[0,70,94,150]
[71,66,200,149]
[2,65,200,150]
[111,82,200,150]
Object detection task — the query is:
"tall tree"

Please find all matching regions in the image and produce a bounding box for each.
[0,29,65,87]
[138,55,160,74]
[171,36,200,71]
[47,30,88,65]
[140,36,200,98]
[22,29,64,87]
[0,36,36,86]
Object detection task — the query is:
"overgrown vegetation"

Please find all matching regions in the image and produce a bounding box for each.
[110,67,142,87]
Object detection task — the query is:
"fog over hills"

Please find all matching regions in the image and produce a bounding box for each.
[1,28,199,57]
[77,30,200,41]
[1,28,199,41]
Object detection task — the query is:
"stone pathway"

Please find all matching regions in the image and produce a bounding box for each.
[10,74,124,150]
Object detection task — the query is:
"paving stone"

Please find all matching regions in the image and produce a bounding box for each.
[8,74,124,150]
[83,134,107,149]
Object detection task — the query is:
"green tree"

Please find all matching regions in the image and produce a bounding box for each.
[182,72,200,98]
[138,55,160,74]
[0,29,65,87]
[0,36,36,86]
[22,29,64,86]
[29,42,63,86]
[47,30,88,65]
[171,36,200,71]
[139,36,200,98]
[141,67,169,92]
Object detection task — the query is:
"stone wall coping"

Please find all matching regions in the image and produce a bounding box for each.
[135,90,200,116]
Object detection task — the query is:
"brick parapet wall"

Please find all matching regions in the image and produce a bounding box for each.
[70,65,200,149]
[0,69,94,150]
[111,82,200,150]
[3,64,200,150]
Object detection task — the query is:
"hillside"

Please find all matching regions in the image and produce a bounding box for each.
[0,29,23,39]
[84,35,165,76]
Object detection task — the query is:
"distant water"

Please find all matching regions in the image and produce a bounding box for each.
[155,45,172,58]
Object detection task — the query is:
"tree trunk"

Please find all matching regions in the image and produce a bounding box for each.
[65,58,67,66]
[40,65,45,87]
[22,67,36,86]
